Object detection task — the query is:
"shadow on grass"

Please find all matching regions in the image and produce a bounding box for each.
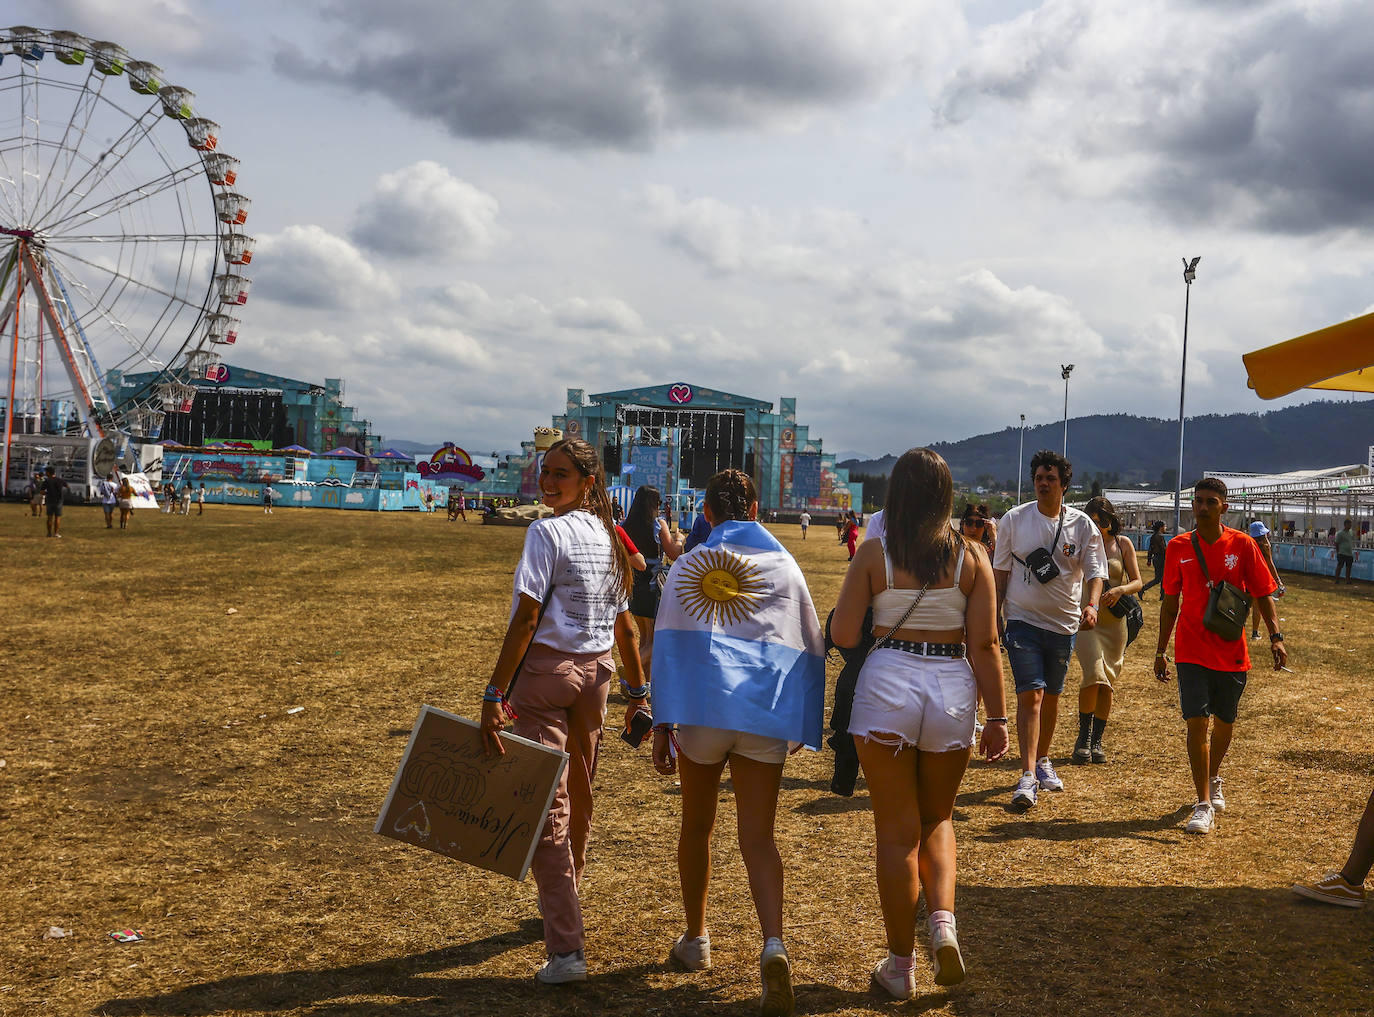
[976,803,1193,844]
[1276,748,1374,775]
[93,886,1374,1017]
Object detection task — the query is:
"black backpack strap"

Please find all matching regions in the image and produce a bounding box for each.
[1190,532,1212,587]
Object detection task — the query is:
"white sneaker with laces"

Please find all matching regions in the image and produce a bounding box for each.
[1011,771,1039,811]
[1209,776,1226,812]
[536,949,587,984]
[1035,757,1064,792]
[1185,801,1215,835]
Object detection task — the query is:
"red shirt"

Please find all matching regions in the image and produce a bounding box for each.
[1163,526,1277,671]
[615,525,639,556]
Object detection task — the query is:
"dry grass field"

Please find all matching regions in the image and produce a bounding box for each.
[2,503,1372,1017]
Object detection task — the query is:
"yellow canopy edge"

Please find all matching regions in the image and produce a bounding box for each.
[1243,308,1374,398]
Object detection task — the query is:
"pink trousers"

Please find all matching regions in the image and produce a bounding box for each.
[510,643,614,954]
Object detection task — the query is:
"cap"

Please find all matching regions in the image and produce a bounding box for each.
[1249,520,1270,539]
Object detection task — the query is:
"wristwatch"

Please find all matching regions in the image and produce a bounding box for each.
[1270,631,1285,643]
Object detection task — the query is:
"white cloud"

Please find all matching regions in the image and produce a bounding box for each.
[553,297,644,334]
[252,225,397,309]
[351,161,501,258]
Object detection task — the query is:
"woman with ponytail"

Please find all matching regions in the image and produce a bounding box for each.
[831,448,1008,997]
[647,469,825,1017]
[480,437,646,985]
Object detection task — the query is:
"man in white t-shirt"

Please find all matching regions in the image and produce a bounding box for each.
[993,450,1107,812]
[798,511,811,540]
[864,508,885,544]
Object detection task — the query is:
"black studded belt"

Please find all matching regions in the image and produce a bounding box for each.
[882,639,966,659]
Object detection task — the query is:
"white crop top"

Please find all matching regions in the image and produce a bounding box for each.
[871,539,968,630]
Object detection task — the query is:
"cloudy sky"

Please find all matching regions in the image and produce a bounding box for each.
[14,0,1374,456]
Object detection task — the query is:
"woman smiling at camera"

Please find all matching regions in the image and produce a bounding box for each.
[831,448,1009,998]
[479,437,646,986]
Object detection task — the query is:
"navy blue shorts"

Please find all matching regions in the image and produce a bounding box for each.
[1176,662,1247,723]
[1005,620,1076,696]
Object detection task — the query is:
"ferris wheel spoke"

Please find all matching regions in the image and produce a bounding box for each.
[48,245,210,314]
[28,59,107,226]
[39,161,207,235]
[37,110,174,233]
[44,249,183,371]
[51,233,220,243]
[35,84,172,232]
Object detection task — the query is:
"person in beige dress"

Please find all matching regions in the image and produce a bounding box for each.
[1072,497,1141,765]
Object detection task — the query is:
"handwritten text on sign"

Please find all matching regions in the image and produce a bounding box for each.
[375,707,568,881]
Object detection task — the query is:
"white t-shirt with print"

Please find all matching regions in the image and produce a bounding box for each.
[992,501,1108,635]
[510,511,628,654]
[799,512,811,528]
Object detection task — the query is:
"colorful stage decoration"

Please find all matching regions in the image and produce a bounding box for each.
[418,443,486,482]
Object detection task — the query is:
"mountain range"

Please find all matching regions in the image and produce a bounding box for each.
[838,398,1373,488]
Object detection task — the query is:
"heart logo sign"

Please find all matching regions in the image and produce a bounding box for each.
[668,384,693,404]
[394,801,432,842]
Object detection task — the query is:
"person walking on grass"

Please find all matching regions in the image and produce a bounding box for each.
[1335,518,1356,583]
[1140,520,1168,599]
[1293,786,1374,908]
[1247,520,1284,639]
[1153,477,1286,835]
[799,509,810,540]
[42,466,69,538]
[117,475,135,530]
[1070,497,1141,765]
[479,437,646,986]
[96,472,118,529]
[992,450,1106,811]
[831,448,1009,998]
[648,469,824,1017]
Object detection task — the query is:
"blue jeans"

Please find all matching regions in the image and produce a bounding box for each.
[1005,620,1076,696]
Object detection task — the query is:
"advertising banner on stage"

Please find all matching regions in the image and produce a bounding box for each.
[630,445,672,493]
[375,706,568,881]
[791,453,822,500]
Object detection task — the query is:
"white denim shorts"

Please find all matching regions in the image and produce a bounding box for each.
[848,648,977,752]
[675,724,789,766]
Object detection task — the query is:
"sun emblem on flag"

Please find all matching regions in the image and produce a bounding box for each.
[675,549,770,625]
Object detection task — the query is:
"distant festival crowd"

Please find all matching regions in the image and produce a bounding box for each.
[473,437,1370,1012]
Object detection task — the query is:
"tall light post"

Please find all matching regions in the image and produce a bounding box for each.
[1060,364,1075,457]
[1173,256,1201,535]
[1017,413,1026,503]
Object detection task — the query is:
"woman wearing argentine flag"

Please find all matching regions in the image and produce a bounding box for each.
[648,469,826,1017]
[831,448,1009,998]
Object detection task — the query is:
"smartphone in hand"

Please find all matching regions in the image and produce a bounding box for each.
[621,708,653,747]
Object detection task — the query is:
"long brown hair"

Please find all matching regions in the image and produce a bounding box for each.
[884,447,970,584]
[546,437,631,597]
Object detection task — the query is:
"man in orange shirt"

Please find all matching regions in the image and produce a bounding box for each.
[1154,478,1287,835]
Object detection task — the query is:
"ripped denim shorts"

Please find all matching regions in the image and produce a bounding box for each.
[847,648,977,753]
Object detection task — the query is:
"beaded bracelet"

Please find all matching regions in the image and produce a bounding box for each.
[482,683,518,720]
[620,678,650,700]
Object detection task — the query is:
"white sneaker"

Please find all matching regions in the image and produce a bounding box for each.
[1011,771,1039,811]
[672,932,712,971]
[871,955,916,1000]
[1185,801,1215,835]
[536,949,587,984]
[759,938,794,1016]
[930,923,966,986]
[1210,776,1226,812]
[1035,757,1064,792]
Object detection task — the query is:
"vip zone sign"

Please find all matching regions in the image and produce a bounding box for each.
[375,706,567,880]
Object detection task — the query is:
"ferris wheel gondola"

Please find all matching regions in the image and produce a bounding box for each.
[0,25,254,492]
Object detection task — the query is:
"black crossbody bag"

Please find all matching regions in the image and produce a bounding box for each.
[1011,509,1064,584]
[1190,532,1252,642]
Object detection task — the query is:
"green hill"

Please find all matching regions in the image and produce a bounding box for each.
[839,398,1374,489]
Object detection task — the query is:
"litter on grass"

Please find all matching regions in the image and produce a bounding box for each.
[108,929,144,943]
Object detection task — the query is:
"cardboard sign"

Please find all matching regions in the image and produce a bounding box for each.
[375,706,568,881]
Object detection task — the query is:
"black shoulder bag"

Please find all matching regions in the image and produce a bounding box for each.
[1190,532,1251,642]
[1011,509,1064,584]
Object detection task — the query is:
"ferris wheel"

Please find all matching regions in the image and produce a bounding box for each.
[0,25,252,488]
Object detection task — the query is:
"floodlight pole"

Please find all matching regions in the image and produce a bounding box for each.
[1060,364,1074,458]
[1173,257,1200,535]
[1017,413,1026,503]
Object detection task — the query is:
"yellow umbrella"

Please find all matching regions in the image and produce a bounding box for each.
[1243,309,1374,398]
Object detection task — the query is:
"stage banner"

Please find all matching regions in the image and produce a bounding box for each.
[792,453,822,500]
[631,446,671,493]
[375,706,568,881]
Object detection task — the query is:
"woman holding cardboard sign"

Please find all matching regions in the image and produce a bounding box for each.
[480,437,646,986]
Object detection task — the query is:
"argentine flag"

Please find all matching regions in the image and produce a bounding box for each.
[652,519,826,750]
